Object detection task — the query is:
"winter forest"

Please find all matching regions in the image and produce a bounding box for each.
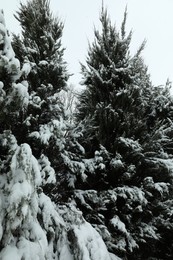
[0,0,173,259]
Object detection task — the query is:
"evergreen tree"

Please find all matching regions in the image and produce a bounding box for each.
[12,1,87,200]
[0,8,119,260]
[74,7,173,259]
[12,0,80,196]
[0,9,63,259]
[12,0,69,157]
[77,8,164,154]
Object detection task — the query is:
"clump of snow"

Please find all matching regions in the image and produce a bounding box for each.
[115,186,148,207]
[6,144,42,229]
[110,215,138,253]
[9,82,29,108]
[39,60,48,66]
[0,245,21,260]
[0,141,70,260]
[71,221,115,260]
[57,203,119,260]
[39,192,64,230]
[110,216,127,234]
[21,61,31,77]
[0,9,32,85]
[39,154,56,184]
[0,130,18,153]
[110,157,124,169]
[142,176,170,197]
[83,158,95,174]
[30,119,66,150]
[0,80,3,89]
[0,10,20,80]
[118,137,142,153]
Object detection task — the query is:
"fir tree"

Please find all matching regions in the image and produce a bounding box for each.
[12,0,77,195]
[12,1,86,199]
[74,7,173,259]
[0,8,119,260]
[77,8,159,153]
[12,0,69,157]
[0,9,63,259]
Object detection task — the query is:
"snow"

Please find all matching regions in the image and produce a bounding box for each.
[30,119,66,150]
[110,158,124,169]
[0,81,4,92]
[31,155,42,186]
[59,242,74,260]
[110,216,127,234]
[0,9,21,81]
[39,60,48,66]
[115,186,147,206]
[118,137,142,152]
[0,10,5,24]
[13,82,29,107]
[0,141,71,260]
[109,253,122,260]
[10,143,42,187]
[156,158,173,176]
[139,223,160,240]
[17,236,47,260]
[143,176,170,196]
[5,82,29,110]
[39,124,53,144]
[0,245,21,260]
[39,193,64,229]
[84,158,95,173]
[72,221,118,260]
[75,190,95,211]
[21,61,31,77]
[39,155,56,184]
[57,203,121,260]
[9,179,32,206]
[154,182,169,195]
[0,7,126,260]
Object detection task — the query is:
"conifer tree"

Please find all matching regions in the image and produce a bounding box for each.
[0,9,63,259]
[74,7,173,259]
[77,8,160,153]
[11,0,81,196]
[12,0,69,160]
[0,8,119,260]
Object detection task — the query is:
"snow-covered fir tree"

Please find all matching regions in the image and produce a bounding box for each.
[0,5,120,260]
[1,0,173,258]
[12,0,68,151]
[73,7,173,259]
[11,0,86,199]
[0,8,64,259]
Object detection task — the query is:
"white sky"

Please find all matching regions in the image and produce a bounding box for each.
[1,0,173,87]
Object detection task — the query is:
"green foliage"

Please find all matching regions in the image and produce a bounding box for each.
[77,8,155,155]
[74,7,173,259]
[1,1,173,259]
[11,0,69,162]
[0,6,117,260]
[10,1,87,206]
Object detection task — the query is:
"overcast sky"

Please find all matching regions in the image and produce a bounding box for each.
[1,0,173,87]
